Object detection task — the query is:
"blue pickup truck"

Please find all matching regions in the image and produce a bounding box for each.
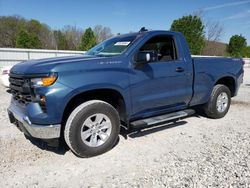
[7,29,243,157]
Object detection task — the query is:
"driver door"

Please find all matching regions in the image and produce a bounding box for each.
[129,35,193,118]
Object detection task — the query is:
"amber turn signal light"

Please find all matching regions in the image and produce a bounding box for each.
[41,76,57,87]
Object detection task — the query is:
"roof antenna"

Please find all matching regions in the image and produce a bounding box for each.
[139,27,148,33]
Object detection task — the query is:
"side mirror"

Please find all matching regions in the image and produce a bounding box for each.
[135,51,157,64]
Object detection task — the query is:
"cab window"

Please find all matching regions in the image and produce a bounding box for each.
[139,35,178,62]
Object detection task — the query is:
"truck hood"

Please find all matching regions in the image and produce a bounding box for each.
[10,55,116,75]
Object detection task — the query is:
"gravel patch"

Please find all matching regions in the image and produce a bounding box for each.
[0,68,250,187]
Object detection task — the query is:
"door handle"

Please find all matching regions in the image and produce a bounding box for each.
[176,67,185,72]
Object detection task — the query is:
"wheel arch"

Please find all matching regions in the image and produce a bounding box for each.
[61,87,128,129]
[214,76,236,97]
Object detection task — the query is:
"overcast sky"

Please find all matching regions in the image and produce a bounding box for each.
[0,0,250,44]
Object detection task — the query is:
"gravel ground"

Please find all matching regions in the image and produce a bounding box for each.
[0,68,250,187]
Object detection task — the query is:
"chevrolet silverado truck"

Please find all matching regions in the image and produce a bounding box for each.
[7,29,244,157]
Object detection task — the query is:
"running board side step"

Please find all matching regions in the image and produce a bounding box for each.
[130,109,195,129]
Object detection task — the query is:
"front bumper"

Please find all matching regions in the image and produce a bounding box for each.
[7,102,61,139]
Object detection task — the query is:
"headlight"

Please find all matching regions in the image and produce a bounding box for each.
[31,74,57,87]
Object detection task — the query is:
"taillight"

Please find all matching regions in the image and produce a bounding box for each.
[2,70,9,75]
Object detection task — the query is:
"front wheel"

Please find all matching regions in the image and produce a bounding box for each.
[64,100,120,157]
[203,84,231,119]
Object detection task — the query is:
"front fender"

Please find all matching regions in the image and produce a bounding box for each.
[60,83,131,122]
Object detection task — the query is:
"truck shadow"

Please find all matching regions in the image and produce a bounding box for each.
[25,135,68,155]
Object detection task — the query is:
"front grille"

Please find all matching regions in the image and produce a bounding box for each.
[9,74,32,105]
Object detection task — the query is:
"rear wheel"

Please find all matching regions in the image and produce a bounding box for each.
[203,84,231,119]
[64,100,120,157]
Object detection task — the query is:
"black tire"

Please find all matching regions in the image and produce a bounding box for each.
[64,100,120,157]
[203,84,231,119]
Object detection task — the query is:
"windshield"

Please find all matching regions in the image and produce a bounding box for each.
[85,35,137,56]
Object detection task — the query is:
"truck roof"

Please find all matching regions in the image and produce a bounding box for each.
[117,30,180,39]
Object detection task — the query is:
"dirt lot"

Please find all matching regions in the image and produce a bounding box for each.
[0,68,250,187]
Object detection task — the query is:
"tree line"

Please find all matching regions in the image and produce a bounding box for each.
[0,16,113,51]
[0,15,249,57]
[170,14,250,57]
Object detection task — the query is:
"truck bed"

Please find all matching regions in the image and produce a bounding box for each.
[190,56,243,106]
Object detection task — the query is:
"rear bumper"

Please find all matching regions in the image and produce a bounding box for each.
[234,72,244,97]
[7,102,61,139]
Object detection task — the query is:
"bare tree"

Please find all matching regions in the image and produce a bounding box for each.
[39,24,57,49]
[192,10,225,55]
[203,21,224,55]
[63,25,83,50]
[93,25,113,43]
[206,21,224,42]
[192,10,224,42]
